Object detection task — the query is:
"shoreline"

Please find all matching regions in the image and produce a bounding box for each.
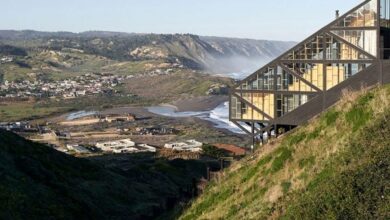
[48,95,229,122]
[164,96,228,112]
[45,95,242,136]
[147,97,245,135]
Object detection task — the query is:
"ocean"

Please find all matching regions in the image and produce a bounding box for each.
[147,72,250,134]
[147,102,249,134]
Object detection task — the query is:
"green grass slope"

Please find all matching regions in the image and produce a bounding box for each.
[180,85,390,219]
[0,131,211,219]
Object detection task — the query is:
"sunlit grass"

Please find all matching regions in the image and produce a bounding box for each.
[179,85,390,220]
[0,102,68,122]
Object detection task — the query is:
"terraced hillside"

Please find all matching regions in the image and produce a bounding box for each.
[180,85,390,219]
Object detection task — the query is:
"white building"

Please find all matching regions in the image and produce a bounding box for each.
[66,144,90,153]
[76,90,86,96]
[164,140,203,152]
[95,139,157,154]
[96,139,136,153]
[137,144,157,153]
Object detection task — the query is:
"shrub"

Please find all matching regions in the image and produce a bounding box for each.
[323,109,340,126]
[298,156,316,169]
[202,144,228,159]
[357,92,374,106]
[286,132,306,146]
[345,92,373,132]
[270,147,293,173]
[345,107,371,132]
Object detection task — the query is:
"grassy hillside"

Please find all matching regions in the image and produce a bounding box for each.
[124,69,233,100]
[180,85,390,219]
[0,130,216,219]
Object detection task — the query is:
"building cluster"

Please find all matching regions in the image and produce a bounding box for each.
[136,127,178,135]
[164,140,203,152]
[60,113,136,126]
[0,56,14,64]
[0,121,224,157]
[0,73,128,99]
[0,121,79,140]
[134,68,176,78]
[65,144,92,154]
[104,114,136,123]
[95,139,156,154]
[0,121,41,133]
[53,131,71,139]
[0,121,59,136]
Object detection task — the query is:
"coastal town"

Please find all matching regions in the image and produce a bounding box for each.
[0,51,244,159]
[0,54,177,99]
[0,73,126,99]
[0,119,195,154]
[0,58,243,159]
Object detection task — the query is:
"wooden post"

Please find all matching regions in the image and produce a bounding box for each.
[251,123,255,153]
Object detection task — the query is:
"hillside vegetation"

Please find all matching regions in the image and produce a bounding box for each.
[0,30,294,75]
[180,85,390,219]
[0,31,293,121]
[0,130,216,219]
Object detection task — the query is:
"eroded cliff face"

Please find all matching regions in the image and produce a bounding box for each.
[137,34,295,73]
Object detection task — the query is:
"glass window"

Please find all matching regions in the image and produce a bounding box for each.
[325,34,372,60]
[381,0,390,27]
[283,35,324,60]
[238,67,275,90]
[230,96,242,119]
[276,65,315,92]
[236,92,275,120]
[333,0,377,28]
[331,30,377,56]
[276,94,314,117]
[284,63,324,91]
[241,102,247,115]
[326,63,372,89]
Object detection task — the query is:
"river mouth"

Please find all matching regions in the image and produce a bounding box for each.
[147,102,246,134]
[66,111,97,120]
[147,106,209,118]
[62,103,246,134]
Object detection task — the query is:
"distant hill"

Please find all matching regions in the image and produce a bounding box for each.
[180,85,390,219]
[0,30,137,39]
[0,130,216,219]
[0,30,295,73]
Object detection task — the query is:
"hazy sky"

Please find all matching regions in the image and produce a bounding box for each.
[0,0,361,41]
